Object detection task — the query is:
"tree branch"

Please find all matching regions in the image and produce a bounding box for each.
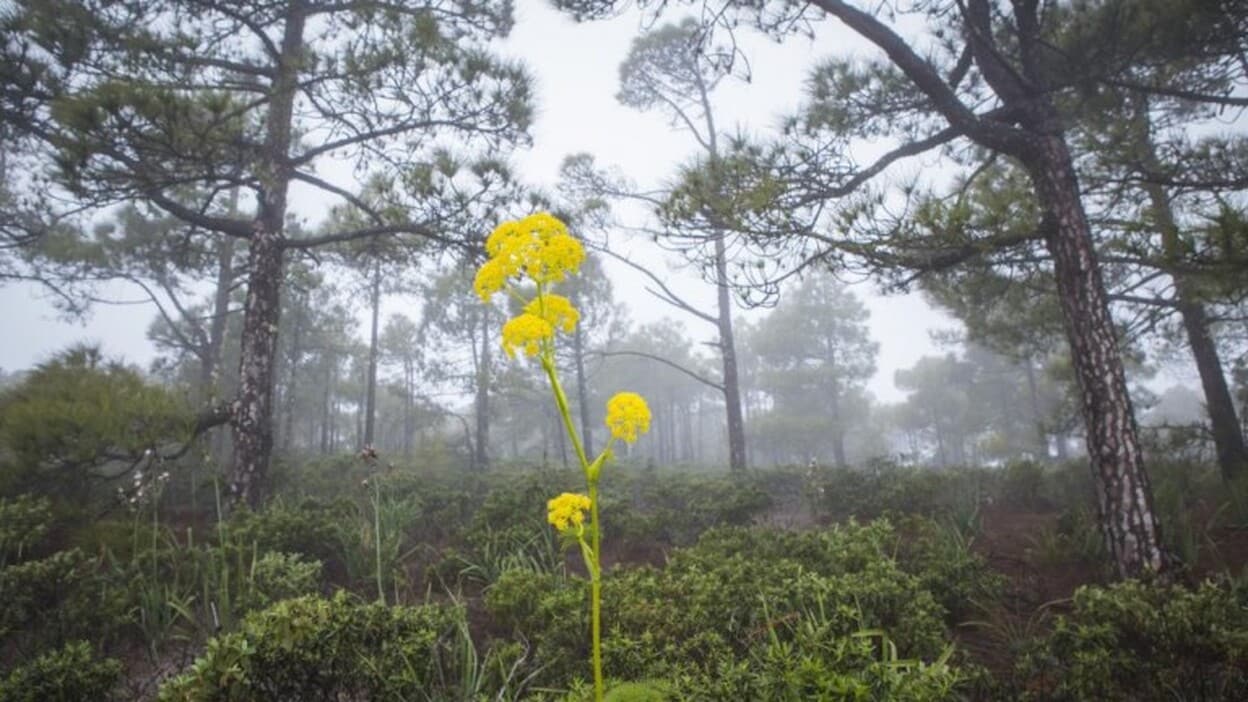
[282,222,460,250]
[592,243,720,325]
[808,0,1028,154]
[588,349,724,391]
[145,189,253,238]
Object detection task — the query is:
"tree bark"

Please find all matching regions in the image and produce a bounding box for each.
[320,357,333,454]
[1027,135,1167,577]
[231,228,285,508]
[204,234,236,464]
[228,2,305,508]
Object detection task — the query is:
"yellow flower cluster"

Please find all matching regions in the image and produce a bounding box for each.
[474,212,586,302]
[525,294,579,334]
[547,492,592,532]
[605,392,652,444]
[501,313,555,359]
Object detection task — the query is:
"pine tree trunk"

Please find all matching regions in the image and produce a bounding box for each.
[1176,290,1247,481]
[280,292,305,452]
[474,309,491,471]
[231,229,284,508]
[830,390,847,467]
[363,259,382,448]
[1028,135,1167,577]
[199,229,236,405]
[1024,357,1050,460]
[403,360,414,457]
[320,359,333,454]
[715,235,748,472]
[205,235,236,464]
[228,2,305,509]
[573,310,594,458]
[1143,174,1247,483]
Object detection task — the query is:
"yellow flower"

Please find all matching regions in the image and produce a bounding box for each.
[501,313,554,358]
[547,492,592,532]
[485,220,522,258]
[525,294,580,334]
[481,212,585,290]
[473,258,508,302]
[527,231,585,285]
[521,211,569,239]
[605,392,651,444]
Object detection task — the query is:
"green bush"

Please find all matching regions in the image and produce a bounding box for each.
[245,551,322,610]
[487,520,953,690]
[158,592,467,701]
[0,641,121,702]
[622,474,774,545]
[999,460,1049,510]
[1017,578,1248,701]
[0,548,127,653]
[228,498,351,565]
[810,462,990,523]
[892,516,1004,624]
[676,630,962,701]
[0,495,52,567]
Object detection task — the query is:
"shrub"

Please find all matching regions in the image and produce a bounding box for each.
[892,516,1005,624]
[625,474,774,545]
[486,520,954,690]
[810,461,991,523]
[158,592,467,701]
[227,498,351,565]
[245,551,322,610]
[677,630,962,701]
[999,460,1049,510]
[1017,578,1248,701]
[0,641,121,702]
[0,495,52,567]
[0,548,127,653]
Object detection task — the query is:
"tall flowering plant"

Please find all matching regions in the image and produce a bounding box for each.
[474,212,650,701]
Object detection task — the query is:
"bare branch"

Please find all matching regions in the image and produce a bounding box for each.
[587,349,724,391]
[592,243,720,325]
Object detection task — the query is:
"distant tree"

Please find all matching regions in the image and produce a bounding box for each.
[745,274,877,466]
[596,318,718,466]
[422,265,503,471]
[379,313,425,458]
[554,251,624,458]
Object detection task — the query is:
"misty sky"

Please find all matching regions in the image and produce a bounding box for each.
[0,0,1090,404]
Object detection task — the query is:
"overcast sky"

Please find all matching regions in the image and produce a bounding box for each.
[0,0,973,403]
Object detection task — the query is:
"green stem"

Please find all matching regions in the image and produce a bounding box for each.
[374,479,384,604]
[542,354,603,702]
[589,482,603,702]
[542,356,591,471]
